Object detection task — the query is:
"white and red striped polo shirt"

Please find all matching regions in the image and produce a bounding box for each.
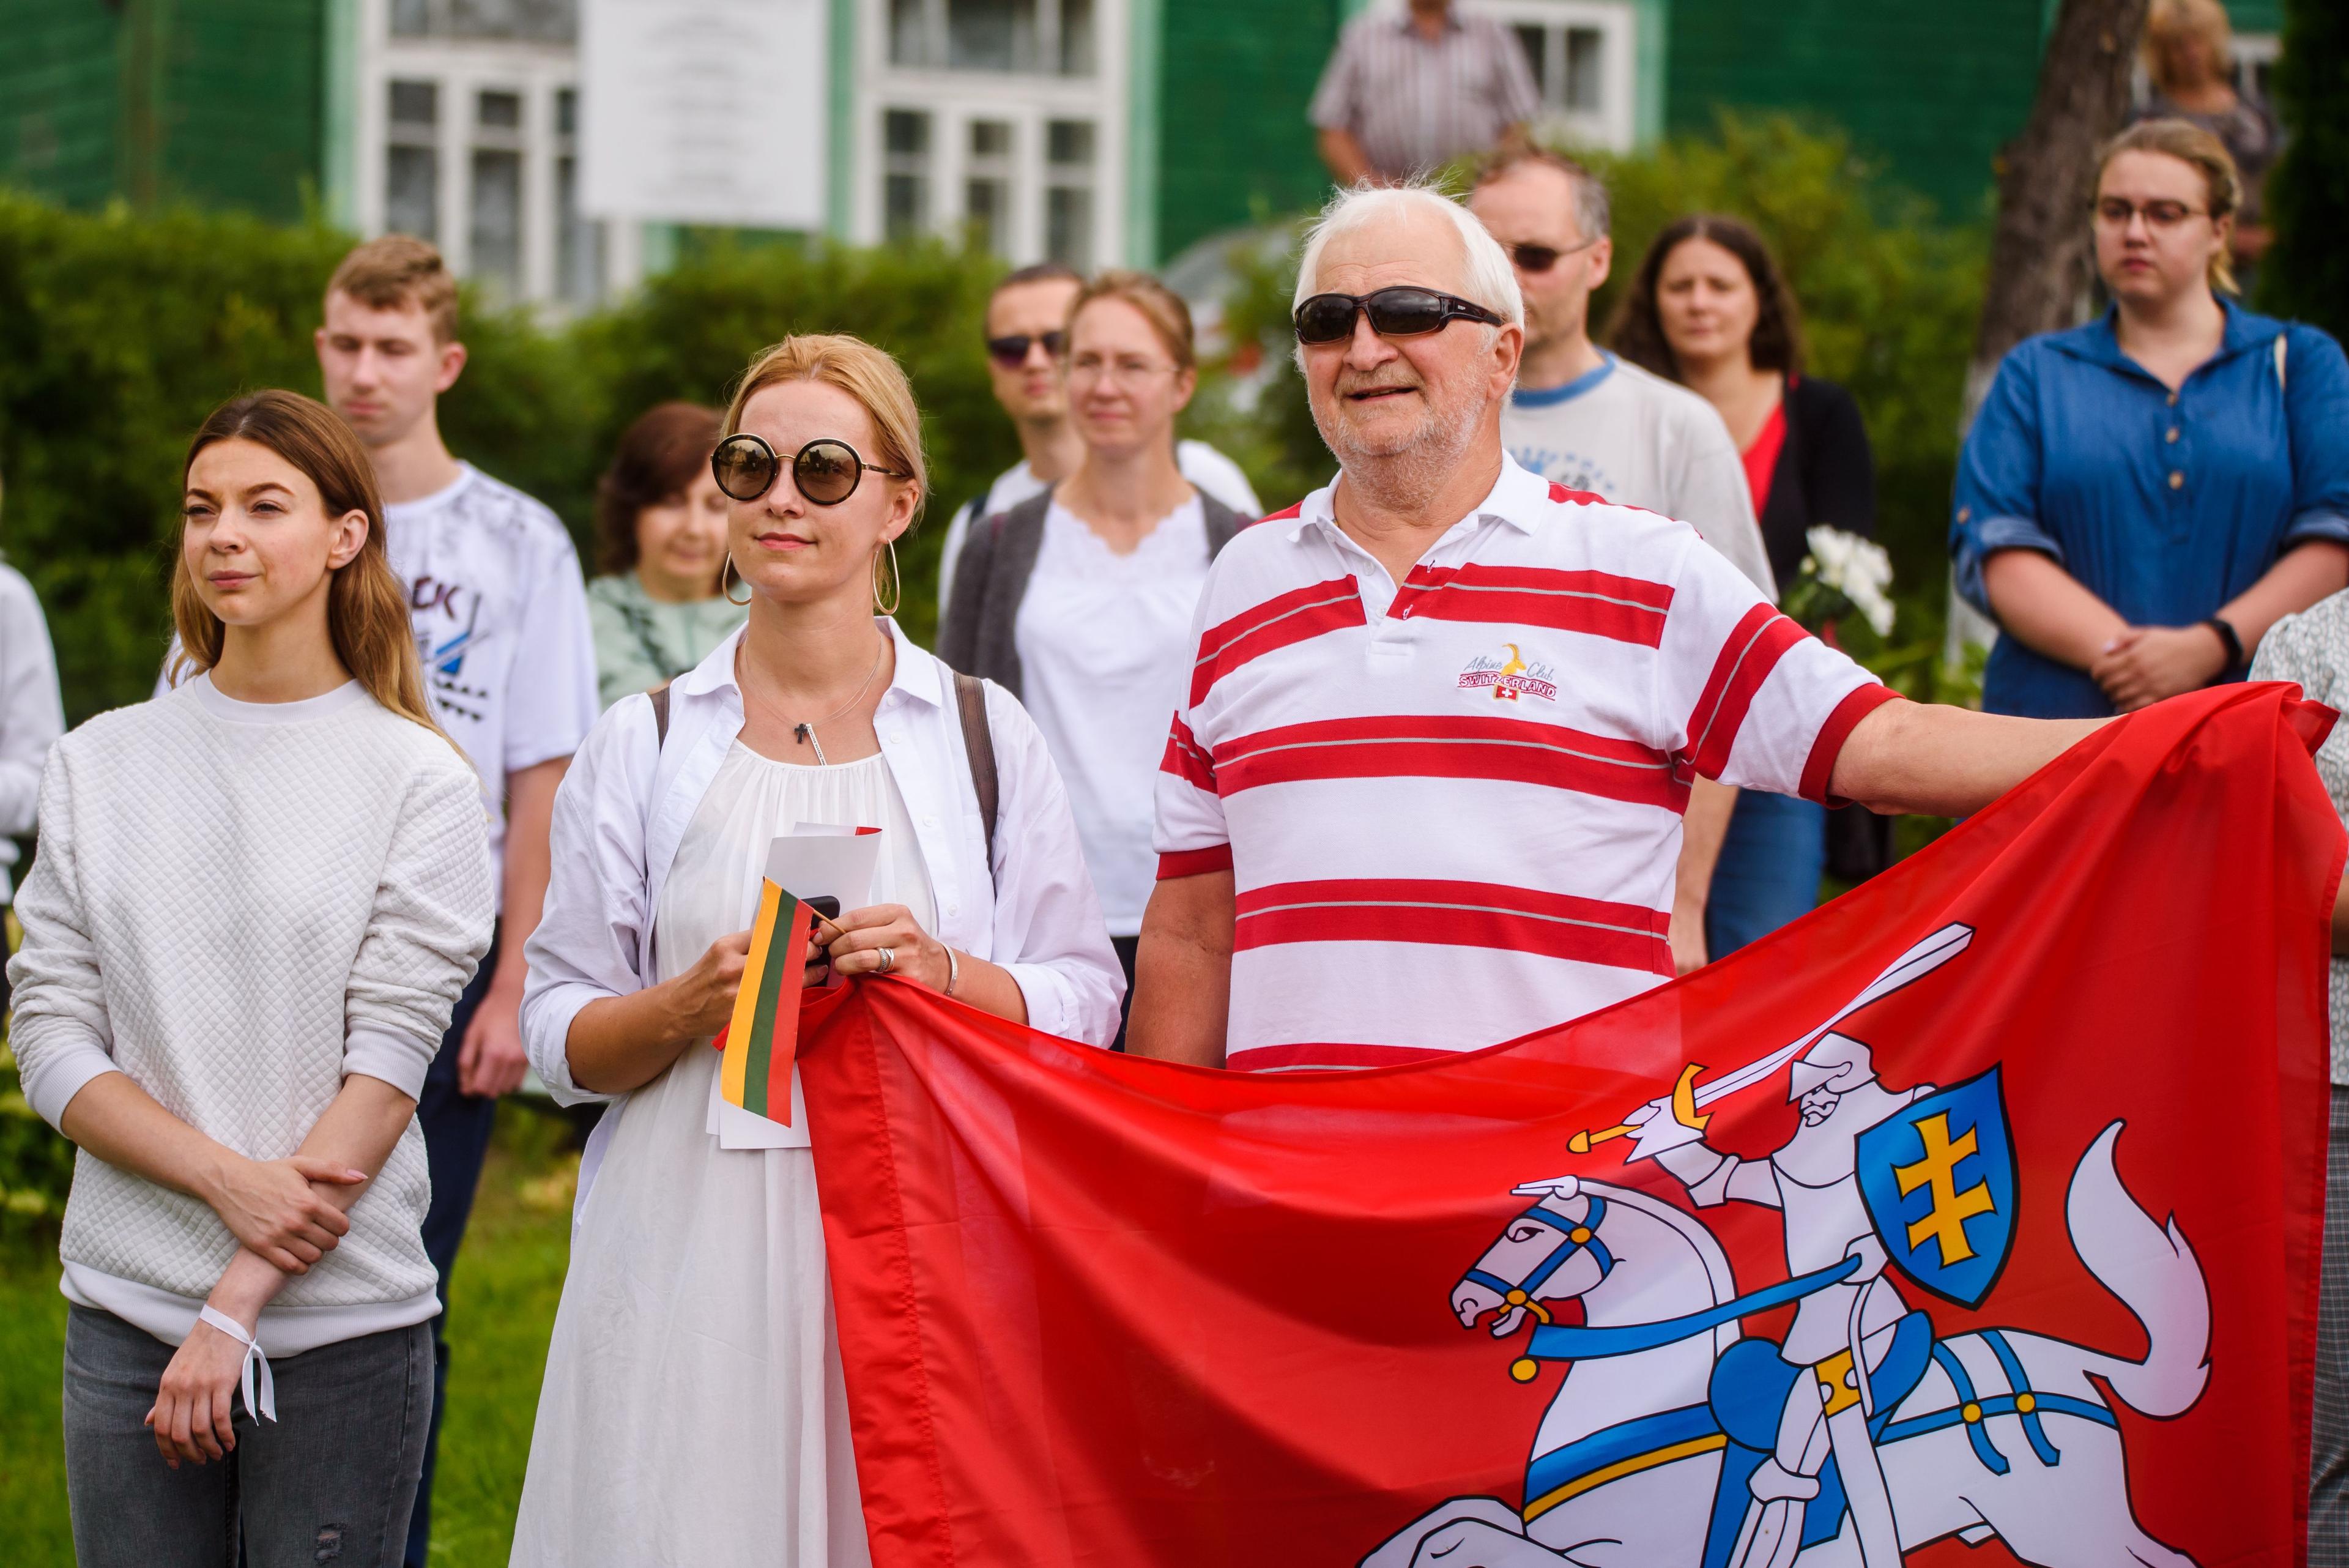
[1153,456,1895,1071]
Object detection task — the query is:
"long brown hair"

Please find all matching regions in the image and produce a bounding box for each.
[169,390,442,736]
[1608,215,1806,382]
[595,401,724,578]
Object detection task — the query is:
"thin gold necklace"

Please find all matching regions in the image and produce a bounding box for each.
[738,636,886,767]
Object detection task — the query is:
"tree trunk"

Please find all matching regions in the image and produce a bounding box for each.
[1970,0,2152,377]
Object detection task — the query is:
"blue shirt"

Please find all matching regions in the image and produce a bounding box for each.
[1951,300,2349,718]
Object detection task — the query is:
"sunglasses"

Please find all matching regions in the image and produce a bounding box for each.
[985,331,1066,368]
[1507,236,1600,274]
[710,434,911,507]
[1293,286,1507,346]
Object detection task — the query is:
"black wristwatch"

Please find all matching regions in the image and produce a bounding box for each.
[2202,615,2244,677]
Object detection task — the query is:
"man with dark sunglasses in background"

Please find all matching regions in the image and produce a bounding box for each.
[934,264,1260,611]
[1471,148,1777,976]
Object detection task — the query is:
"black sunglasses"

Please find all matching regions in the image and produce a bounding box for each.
[710,434,911,507]
[1507,236,1600,275]
[985,331,1066,368]
[1293,286,1507,346]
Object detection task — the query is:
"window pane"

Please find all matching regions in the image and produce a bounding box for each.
[890,0,929,66]
[884,108,930,157]
[557,155,604,306]
[966,178,1008,256]
[1513,25,1548,104]
[387,146,439,240]
[1059,0,1096,76]
[885,175,929,242]
[970,119,1011,159]
[391,0,431,37]
[478,89,522,130]
[948,0,1036,72]
[1045,184,1092,270]
[1046,117,1093,168]
[1565,28,1603,112]
[390,80,439,127]
[555,87,577,137]
[470,148,523,299]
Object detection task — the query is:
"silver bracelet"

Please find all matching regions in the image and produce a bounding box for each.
[944,946,962,995]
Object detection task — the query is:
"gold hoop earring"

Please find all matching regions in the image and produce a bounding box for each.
[723,555,752,607]
[871,538,902,619]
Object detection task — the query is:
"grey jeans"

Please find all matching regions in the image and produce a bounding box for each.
[62,1305,434,1568]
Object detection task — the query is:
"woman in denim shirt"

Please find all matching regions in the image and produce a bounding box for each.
[1952,119,2349,720]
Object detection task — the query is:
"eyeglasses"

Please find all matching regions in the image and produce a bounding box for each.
[2091,197,2210,230]
[1505,237,1600,275]
[985,331,1066,368]
[710,434,911,506]
[1293,286,1507,346]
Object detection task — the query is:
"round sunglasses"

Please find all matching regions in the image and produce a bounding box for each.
[1293,286,1506,346]
[710,434,911,507]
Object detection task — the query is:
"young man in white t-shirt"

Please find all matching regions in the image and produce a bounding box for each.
[935,263,1261,609]
[314,237,599,1568]
[1471,150,1775,975]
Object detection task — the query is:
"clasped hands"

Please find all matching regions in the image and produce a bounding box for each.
[2090,622,2231,713]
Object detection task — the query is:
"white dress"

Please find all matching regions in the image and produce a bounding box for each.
[511,743,937,1568]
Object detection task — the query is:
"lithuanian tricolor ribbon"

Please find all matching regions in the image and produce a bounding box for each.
[713,879,810,1125]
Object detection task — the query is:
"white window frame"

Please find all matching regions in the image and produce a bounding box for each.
[1472,0,1638,153]
[352,0,629,308]
[853,0,1129,268]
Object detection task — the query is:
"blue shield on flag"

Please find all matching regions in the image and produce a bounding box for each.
[1855,1067,2017,1307]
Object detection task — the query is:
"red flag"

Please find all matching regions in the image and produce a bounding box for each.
[800,685,2342,1568]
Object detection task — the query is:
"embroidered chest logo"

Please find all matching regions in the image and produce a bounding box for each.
[1458,643,1559,703]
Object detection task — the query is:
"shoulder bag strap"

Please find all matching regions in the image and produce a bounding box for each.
[650,683,672,749]
[952,671,999,881]
[2277,332,2289,393]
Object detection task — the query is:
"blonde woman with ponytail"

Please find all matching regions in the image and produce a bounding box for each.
[7,389,494,1567]
[511,335,1119,1566]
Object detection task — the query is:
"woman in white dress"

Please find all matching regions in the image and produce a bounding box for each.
[512,334,1123,1567]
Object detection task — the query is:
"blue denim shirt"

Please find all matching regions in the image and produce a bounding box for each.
[1951,300,2349,718]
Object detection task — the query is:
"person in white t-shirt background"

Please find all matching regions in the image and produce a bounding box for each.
[307,237,599,1568]
[934,264,1261,611]
[1468,149,1775,978]
[941,273,1257,1044]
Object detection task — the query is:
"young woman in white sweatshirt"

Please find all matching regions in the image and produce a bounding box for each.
[7,389,494,1568]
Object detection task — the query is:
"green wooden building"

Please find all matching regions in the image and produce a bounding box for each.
[0,0,2285,305]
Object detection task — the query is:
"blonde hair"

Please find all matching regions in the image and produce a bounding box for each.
[2143,0,2235,97]
[169,390,444,738]
[2097,117,2244,294]
[327,235,461,344]
[1067,270,1198,372]
[722,335,929,612]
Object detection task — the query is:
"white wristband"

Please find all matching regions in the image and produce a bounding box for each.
[197,1304,277,1424]
[944,946,962,996]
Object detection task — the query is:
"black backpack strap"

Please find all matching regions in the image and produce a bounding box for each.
[1200,491,1255,559]
[952,671,999,879]
[650,683,672,749]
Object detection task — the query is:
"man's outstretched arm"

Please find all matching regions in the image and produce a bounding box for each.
[1129,871,1234,1068]
[1830,699,2106,820]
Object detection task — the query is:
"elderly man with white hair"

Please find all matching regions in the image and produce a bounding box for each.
[1129,185,2101,1072]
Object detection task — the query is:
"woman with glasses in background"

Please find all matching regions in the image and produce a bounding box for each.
[584,401,746,708]
[1951,119,2349,722]
[941,273,1256,1044]
[513,335,1119,1567]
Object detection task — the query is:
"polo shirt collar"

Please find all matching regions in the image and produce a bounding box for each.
[1288,451,1551,545]
[1512,350,1617,408]
[2056,295,2279,373]
[1394,6,1463,33]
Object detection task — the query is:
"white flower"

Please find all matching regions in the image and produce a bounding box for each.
[1804,526,1894,637]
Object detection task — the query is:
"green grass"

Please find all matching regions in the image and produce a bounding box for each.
[0,1103,577,1566]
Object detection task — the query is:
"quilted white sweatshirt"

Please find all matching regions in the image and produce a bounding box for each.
[6,677,494,1352]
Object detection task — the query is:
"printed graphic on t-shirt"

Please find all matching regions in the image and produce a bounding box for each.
[1457,642,1559,703]
[409,573,495,727]
[1508,444,1617,499]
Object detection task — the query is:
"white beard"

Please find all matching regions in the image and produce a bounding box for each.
[1318,381,1494,514]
